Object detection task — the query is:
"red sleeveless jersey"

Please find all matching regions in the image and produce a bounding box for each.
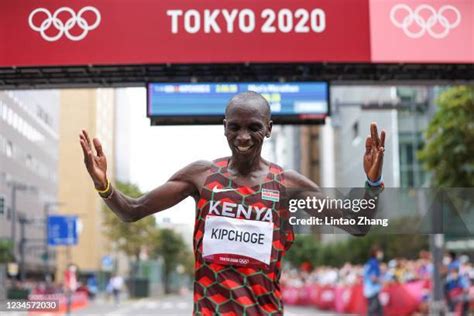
[193,157,294,315]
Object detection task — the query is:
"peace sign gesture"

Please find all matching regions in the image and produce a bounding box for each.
[364,123,386,182]
[79,130,108,190]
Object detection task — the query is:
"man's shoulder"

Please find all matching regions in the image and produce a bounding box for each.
[185,160,215,174]
[282,169,301,180]
[172,160,214,182]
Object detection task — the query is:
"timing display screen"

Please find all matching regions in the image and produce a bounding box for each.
[147,82,329,125]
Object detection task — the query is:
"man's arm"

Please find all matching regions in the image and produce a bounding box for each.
[79,129,211,222]
[102,161,211,222]
[283,122,385,235]
[284,169,380,236]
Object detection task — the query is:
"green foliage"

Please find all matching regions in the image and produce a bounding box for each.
[0,239,14,263]
[151,228,193,293]
[102,181,159,261]
[285,235,321,268]
[102,181,193,292]
[285,231,429,268]
[418,86,474,186]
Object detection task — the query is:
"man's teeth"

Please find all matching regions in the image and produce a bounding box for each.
[238,146,251,152]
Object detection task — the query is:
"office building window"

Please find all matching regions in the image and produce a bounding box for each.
[399,132,428,187]
[6,140,13,158]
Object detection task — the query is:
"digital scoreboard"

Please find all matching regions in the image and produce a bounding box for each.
[147,82,329,125]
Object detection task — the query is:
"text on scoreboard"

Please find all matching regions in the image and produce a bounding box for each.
[147,82,329,124]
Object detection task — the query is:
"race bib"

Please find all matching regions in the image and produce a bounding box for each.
[202,215,274,267]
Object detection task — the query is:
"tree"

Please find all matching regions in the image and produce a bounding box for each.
[285,222,429,268]
[0,239,13,263]
[151,228,192,294]
[101,181,160,267]
[285,235,321,268]
[418,86,474,186]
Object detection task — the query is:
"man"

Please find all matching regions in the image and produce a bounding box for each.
[444,252,469,314]
[109,274,124,305]
[80,91,386,315]
[363,245,384,316]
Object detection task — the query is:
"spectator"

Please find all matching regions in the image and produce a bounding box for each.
[87,275,98,300]
[109,274,124,305]
[363,245,384,316]
[445,267,470,315]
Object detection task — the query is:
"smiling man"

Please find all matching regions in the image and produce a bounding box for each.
[80,91,386,315]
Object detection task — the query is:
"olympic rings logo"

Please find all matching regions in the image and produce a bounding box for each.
[28,7,101,42]
[238,258,249,265]
[390,4,461,39]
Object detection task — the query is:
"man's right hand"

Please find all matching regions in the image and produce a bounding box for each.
[79,130,108,190]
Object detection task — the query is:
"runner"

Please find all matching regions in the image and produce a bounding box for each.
[79,91,386,315]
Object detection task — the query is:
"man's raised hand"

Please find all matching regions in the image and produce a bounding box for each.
[363,122,386,182]
[79,130,108,190]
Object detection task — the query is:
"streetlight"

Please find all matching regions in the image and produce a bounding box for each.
[7,181,36,259]
[17,215,45,282]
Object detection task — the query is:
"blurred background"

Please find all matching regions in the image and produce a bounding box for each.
[1,0,473,315]
[1,84,473,315]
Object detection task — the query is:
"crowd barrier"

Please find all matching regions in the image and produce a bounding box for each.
[282,280,434,315]
[27,292,88,315]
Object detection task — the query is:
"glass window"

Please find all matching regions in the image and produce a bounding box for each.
[352,121,359,140]
[7,107,12,125]
[6,140,12,157]
[26,154,32,168]
[2,103,6,120]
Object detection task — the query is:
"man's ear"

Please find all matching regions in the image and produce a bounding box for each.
[223,119,227,135]
[266,120,273,138]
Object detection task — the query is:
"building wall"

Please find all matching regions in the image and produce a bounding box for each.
[267,125,300,171]
[330,86,400,187]
[57,89,115,280]
[114,89,132,183]
[333,106,399,187]
[0,90,59,275]
[320,86,401,244]
[300,125,321,184]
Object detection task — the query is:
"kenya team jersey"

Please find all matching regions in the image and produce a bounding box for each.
[193,158,294,315]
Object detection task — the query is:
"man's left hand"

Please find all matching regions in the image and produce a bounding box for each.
[364,122,386,182]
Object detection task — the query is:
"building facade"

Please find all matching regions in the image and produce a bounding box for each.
[56,89,115,281]
[0,90,60,279]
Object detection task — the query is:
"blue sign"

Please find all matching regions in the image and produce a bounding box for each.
[147,82,329,124]
[101,255,114,271]
[47,216,78,246]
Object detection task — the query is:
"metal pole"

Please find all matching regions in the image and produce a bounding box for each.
[44,203,49,280]
[66,246,72,316]
[19,216,26,282]
[11,185,16,258]
[430,190,446,315]
[43,201,63,281]
[10,183,29,261]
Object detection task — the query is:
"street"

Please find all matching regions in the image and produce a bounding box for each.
[71,294,337,316]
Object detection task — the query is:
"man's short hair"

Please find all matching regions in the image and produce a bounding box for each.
[226,91,271,121]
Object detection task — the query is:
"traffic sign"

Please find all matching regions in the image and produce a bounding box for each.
[101,255,114,271]
[47,216,78,246]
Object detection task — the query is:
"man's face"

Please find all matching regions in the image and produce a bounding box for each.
[224,101,272,159]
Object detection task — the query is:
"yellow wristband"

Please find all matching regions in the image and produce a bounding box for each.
[96,180,110,194]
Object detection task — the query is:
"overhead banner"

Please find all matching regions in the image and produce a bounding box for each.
[0,0,471,67]
[370,0,473,63]
[0,0,370,66]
